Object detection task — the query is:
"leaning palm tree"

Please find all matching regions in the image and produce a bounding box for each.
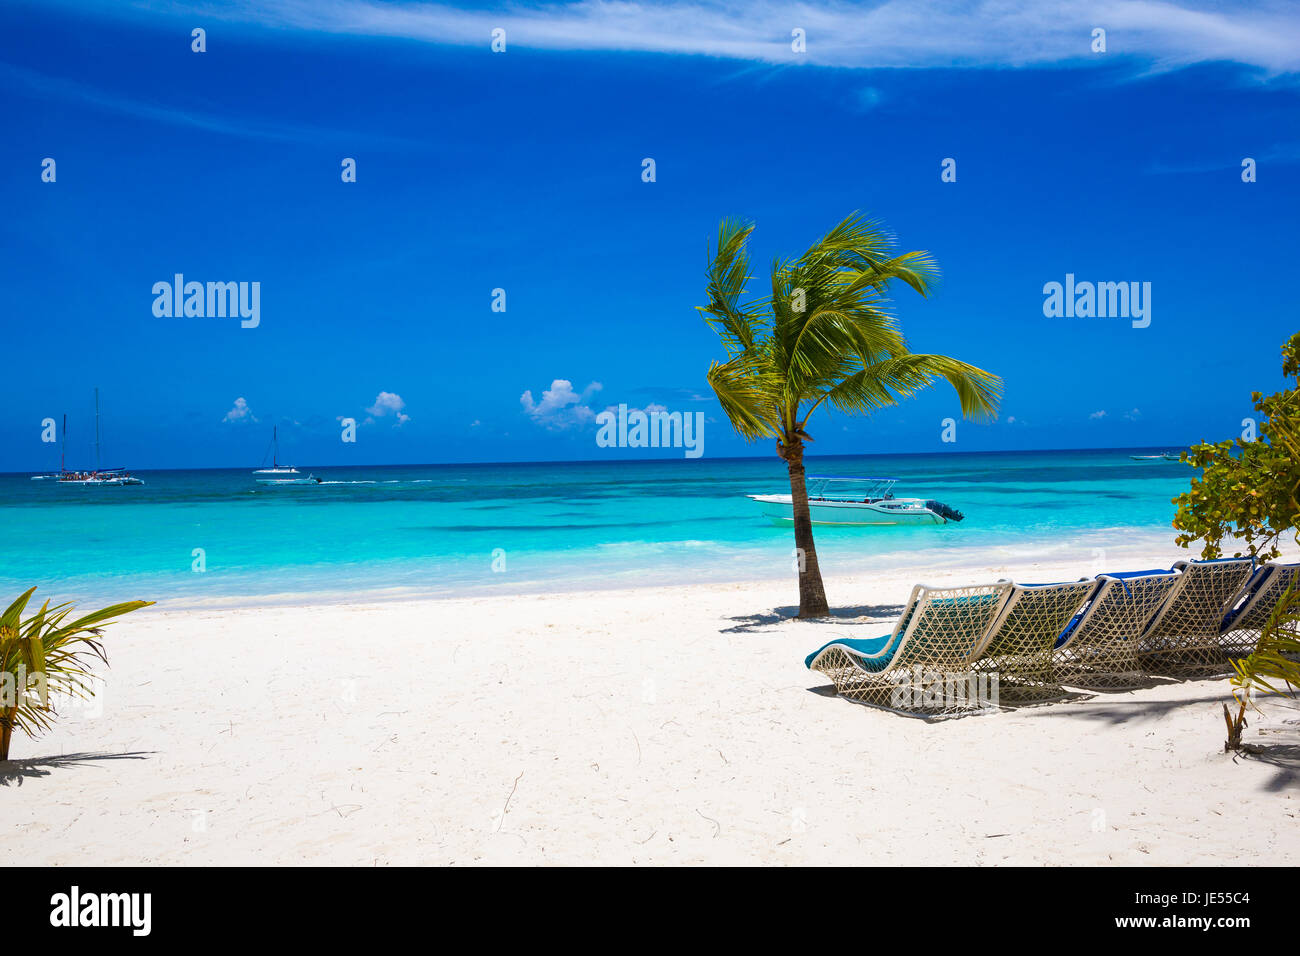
[699,214,1002,618]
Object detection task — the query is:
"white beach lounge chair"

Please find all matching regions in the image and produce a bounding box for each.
[1219,562,1300,658]
[1053,569,1181,690]
[805,582,1013,717]
[1139,558,1255,676]
[976,579,1099,702]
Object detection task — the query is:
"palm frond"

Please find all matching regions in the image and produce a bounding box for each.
[1,589,154,757]
[705,356,782,441]
[698,217,765,355]
[850,250,941,298]
[804,353,1002,424]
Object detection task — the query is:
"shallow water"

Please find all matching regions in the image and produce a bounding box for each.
[0,449,1193,606]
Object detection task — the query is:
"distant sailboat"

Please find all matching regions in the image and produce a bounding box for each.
[35,393,144,485]
[254,427,319,484]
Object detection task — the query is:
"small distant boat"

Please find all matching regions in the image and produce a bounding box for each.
[1129,451,1181,461]
[748,476,963,526]
[254,427,319,484]
[33,398,144,485]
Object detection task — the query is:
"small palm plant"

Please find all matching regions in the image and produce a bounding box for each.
[0,588,153,760]
[699,214,1002,617]
[1224,581,1300,753]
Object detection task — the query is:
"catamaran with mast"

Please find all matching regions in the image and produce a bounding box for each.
[33,392,143,485]
[253,427,319,484]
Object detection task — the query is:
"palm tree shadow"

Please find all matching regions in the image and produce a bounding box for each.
[1019,694,1224,725]
[1235,744,1300,791]
[722,603,904,634]
[0,751,153,786]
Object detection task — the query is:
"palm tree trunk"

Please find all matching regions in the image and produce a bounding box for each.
[781,438,830,618]
[0,707,13,761]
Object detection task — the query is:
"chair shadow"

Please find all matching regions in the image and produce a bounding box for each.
[0,751,153,787]
[723,603,905,634]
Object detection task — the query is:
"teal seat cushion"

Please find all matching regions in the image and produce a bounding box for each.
[805,632,895,670]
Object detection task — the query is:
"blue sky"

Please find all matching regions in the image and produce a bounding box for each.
[2,0,1298,470]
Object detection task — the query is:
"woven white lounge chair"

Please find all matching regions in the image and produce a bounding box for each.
[1139,558,1255,676]
[1054,569,1181,690]
[805,582,1013,717]
[976,579,1098,702]
[1219,562,1300,657]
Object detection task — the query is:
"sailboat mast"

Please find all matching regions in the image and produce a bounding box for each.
[273,426,278,468]
[61,413,66,474]
[94,388,102,473]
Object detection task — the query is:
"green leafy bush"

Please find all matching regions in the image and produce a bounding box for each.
[1173,332,1300,561]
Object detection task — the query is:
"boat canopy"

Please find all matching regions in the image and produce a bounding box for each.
[806,476,898,500]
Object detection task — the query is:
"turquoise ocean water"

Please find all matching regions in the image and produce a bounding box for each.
[0,450,1194,607]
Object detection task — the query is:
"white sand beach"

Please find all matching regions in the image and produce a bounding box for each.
[5,552,1298,866]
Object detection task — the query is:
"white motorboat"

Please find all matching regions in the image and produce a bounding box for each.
[1129,452,1181,461]
[747,476,963,526]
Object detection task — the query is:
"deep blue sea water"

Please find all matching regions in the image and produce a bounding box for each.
[0,449,1194,607]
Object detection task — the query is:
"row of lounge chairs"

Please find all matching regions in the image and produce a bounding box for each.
[805,558,1298,717]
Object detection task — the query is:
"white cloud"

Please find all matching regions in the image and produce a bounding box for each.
[125,0,1300,76]
[223,397,257,423]
[520,379,603,430]
[1124,407,1142,420]
[1089,410,1107,419]
[365,391,410,425]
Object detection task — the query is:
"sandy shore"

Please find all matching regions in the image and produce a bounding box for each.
[4,553,1298,865]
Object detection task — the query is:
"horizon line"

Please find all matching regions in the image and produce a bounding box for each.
[2,443,1198,476]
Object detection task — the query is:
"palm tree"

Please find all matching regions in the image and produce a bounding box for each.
[0,587,153,760]
[699,213,1002,618]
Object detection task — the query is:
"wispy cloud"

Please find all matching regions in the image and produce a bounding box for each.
[1146,142,1300,175]
[0,61,421,145]
[108,0,1300,76]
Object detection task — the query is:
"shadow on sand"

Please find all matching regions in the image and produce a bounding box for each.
[1019,693,1221,725]
[1236,744,1300,791]
[723,603,905,634]
[0,751,153,787]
